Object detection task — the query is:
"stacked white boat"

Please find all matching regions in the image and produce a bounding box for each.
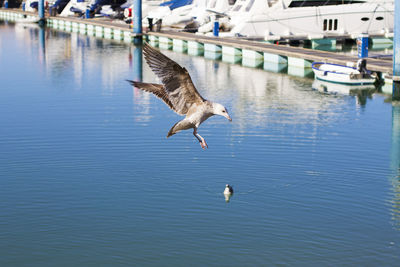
[217,0,394,39]
[43,0,394,40]
[143,0,394,40]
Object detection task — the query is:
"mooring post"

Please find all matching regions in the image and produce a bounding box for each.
[357,34,369,58]
[213,21,219,37]
[38,0,45,21]
[85,8,91,19]
[393,0,400,100]
[133,0,142,38]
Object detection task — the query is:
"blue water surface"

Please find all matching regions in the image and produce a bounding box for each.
[0,21,400,266]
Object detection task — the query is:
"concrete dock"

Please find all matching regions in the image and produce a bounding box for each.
[148,31,393,74]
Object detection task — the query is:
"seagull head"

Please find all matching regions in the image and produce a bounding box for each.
[213,103,232,122]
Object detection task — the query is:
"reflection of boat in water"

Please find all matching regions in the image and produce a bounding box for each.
[312,60,376,85]
[312,78,377,105]
[312,79,376,95]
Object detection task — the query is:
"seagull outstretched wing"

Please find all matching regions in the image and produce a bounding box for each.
[141,43,205,115]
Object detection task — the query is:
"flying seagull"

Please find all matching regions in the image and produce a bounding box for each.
[127,43,232,149]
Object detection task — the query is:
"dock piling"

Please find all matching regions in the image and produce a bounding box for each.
[38,0,45,21]
[85,8,90,19]
[133,0,142,38]
[357,34,369,58]
[213,21,219,37]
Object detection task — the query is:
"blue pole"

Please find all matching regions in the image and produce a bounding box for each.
[4,1,8,8]
[133,0,142,36]
[213,21,219,37]
[357,34,368,58]
[38,0,45,20]
[393,1,400,100]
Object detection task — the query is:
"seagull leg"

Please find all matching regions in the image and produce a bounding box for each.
[193,128,208,149]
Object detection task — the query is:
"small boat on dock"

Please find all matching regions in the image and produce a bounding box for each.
[311,60,376,85]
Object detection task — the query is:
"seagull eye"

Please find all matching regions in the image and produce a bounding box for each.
[222,110,226,113]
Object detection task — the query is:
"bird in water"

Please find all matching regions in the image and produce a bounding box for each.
[223,184,234,202]
[224,184,234,195]
[127,43,232,149]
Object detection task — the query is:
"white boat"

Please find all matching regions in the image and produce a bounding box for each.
[311,61,376,85]
[215,0,394,39]
[15,16,41,24]
[60,0,126,17]
[144,0,193,26]
[143,0,232,28]
[123,0,164,20]
[60,0,90,16]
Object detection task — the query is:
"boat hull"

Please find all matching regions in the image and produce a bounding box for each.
[312,62,376,85]
[227,0,394,39]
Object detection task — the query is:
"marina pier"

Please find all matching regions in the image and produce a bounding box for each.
[0,8,394,88]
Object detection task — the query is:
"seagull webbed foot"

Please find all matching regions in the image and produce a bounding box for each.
[200,139,208,150]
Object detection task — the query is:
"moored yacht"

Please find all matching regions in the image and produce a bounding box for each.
[216,0,394,39]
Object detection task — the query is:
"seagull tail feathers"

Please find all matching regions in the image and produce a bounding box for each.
[167,120,193,138]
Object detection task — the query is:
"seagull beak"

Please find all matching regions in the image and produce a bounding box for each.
[227,114,232,122]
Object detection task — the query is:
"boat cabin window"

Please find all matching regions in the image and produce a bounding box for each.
[323,19,338,31]
[376,16,384,21]
[288,0,366,8]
